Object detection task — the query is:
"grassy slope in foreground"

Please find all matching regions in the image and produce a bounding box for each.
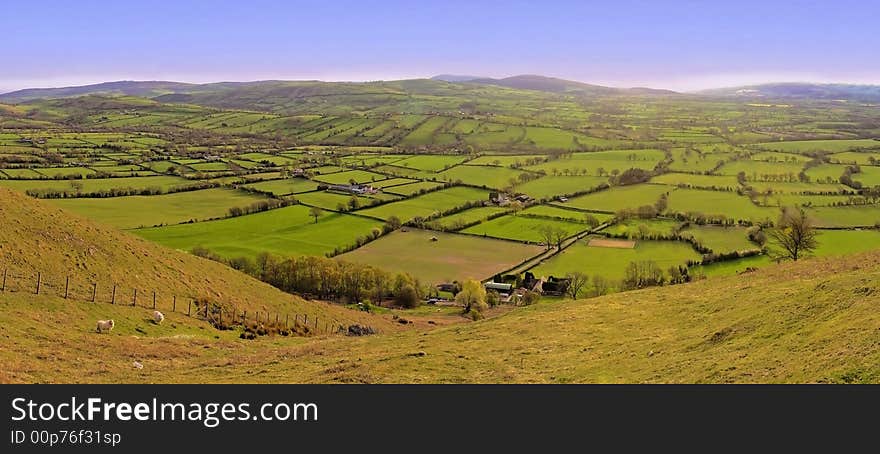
[4,248,878,383]
[263,251,880,383]
[0,188,390,332]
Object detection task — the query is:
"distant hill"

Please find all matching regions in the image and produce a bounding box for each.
[466,74,618,94]
[431,74,485,82]
[0,81,199,103]
[699,83,880,102]
[459,74,679,96]
[1,76,679,108]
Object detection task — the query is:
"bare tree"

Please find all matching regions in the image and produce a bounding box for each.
[565,272,589,299]
[768,207,819,261]
[592,276,610,296]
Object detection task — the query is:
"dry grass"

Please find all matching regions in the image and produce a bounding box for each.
[0,188,397,334]
[587,238,637,249]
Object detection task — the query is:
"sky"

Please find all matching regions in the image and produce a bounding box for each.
[3,0,879,93]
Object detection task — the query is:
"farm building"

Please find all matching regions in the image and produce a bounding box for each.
[326,183,378,195]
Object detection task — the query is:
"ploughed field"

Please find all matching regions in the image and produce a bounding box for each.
[2,94,880,293]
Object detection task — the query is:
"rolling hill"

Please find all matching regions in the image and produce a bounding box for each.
[0,81,199,103]
[2,188,878,383]
[699,83,880,102]
[0,188,391,337]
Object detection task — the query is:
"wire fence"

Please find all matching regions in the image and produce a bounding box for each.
[0,265,349,337]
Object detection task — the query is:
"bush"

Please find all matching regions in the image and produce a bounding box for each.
[395,284,420,308]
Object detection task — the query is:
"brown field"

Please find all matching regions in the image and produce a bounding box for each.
[588,238,637,249]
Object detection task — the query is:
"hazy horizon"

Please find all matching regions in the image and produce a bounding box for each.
[3,0,879,94]
[3,73,880,97]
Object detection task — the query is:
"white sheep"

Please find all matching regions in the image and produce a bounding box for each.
[96,319,115,333]
[152,310,165,325]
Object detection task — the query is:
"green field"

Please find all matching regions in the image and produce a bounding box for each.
[437,165,529,189]
[462,215,587,243]
[49,188,267,229]
[429,206,510,230]
[650,173,739,190]
[809,205,880,227]
[337,229,543,284]
[521,204,614,224]
[394,154,467,171]
[312,169,387,185]
[666,188,777,222]
[526,149,664,175]
[514,175,609,199]
[755,139,880,153]
[0,175,191,193]
[381,181,445,196]
[679,225,760,254]
[560,184,671,213]
[294,191,378,211]
[697,229,880,277]
[136,205,383,258]
[358,186,488,221]
[530,237,702,287]
[243,178,320,195]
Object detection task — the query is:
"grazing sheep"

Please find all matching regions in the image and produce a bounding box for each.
[152,310,165,325]
[96,319,115,333]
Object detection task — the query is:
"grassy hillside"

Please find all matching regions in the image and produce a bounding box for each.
[3,235,878,383]
[0,188,391,333]
[214,251,880,384]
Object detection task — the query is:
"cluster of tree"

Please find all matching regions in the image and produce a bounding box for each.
[327,216,401,257]
[192,248,428,306]
[840,165,863,189]
[227,198,292,218]
[26,181,219,199]
[612,168,654,186]
[621,261,692,291]
[668,211,757,226]
[536,225,571,250]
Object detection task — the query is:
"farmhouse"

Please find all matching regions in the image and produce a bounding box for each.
[484,282,513,292]
[489,192,510,205]
[326,183,378,195]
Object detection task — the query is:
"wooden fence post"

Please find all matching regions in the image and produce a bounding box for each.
[132,288,138,306]
[152,291,156,309]
[64,276,69,299]
[187,299,191,316]
[111,285,116,304]
[1,268,6,292]
[35,272,41,295]
[275,313,279,324]
[314,317,318,330]
[285,314,289,328]
[91,283,97,303]
[205,303,209,318]
[173,295,177,312]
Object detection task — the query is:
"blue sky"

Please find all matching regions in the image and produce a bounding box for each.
[3,0,878,93]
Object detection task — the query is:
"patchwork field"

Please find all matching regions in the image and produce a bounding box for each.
[2,80,880,315]
[462,215,587,243]
[48,188,268,229]
[338,229,543,283]
[136,205,383,258]
[358,186,488,221]
[530,237,702,288]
